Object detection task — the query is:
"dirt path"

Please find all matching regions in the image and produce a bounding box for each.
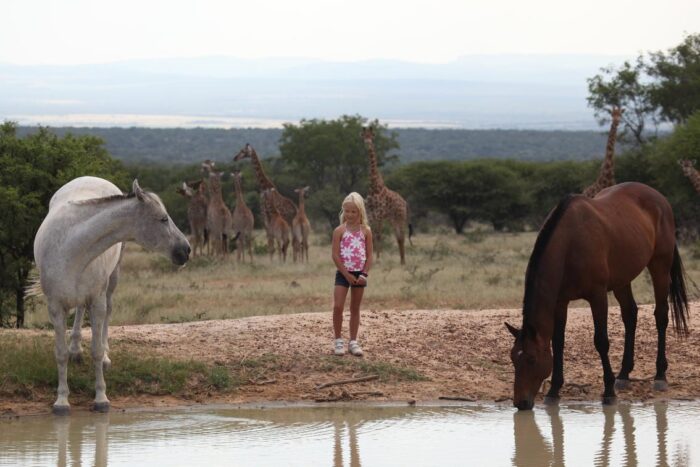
[3,303,700,416]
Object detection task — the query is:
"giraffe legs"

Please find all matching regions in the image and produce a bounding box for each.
[392,221,406,265]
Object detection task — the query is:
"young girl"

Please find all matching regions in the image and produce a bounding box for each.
[331,192,373,356]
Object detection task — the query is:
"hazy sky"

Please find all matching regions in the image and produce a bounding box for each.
[2,0,698,65]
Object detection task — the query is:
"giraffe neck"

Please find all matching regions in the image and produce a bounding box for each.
[233,176,247,204]
[248,150,275,190]
[601,117,620,181]
[297,191,306,217]
[209,177,224,203]
[365,141,385,194]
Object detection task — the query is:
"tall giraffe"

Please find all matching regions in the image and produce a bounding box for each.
[233,144,297,252]
[679,159,700,194]
[176,179,208,257]
[230,170,255,263]
[262,188,291,262]
[362,127,411,265]
[201,161,233,256]
[583,106,623,198]
[292,186,311,263]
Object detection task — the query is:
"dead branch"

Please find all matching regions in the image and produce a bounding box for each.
[315,375,379,390]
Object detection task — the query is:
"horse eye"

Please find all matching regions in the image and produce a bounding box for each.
[160,216,169,223]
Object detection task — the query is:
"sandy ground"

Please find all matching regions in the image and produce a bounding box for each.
[3,303,700,417]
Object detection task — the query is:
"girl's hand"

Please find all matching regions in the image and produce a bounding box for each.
[356,275,367,286]
[345,274,357,285]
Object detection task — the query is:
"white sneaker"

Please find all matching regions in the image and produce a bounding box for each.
[348,340,363,357]
[334,338,345,356]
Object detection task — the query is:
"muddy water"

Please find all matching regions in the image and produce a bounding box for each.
[0,402,697,466]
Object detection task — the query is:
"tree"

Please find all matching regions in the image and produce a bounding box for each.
[587,33,700,144]
[587,57,658,145]
[0,122,127,327]
[648,33,700,125]
[279,115,400,228]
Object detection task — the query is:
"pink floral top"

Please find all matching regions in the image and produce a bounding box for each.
[340,226,366,271]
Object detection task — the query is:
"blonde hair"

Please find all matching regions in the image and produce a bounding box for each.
[339,192,368,227]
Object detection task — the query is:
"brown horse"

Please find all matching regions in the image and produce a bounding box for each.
[506,182,689,410]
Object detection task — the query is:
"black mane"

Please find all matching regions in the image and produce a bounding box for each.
[522,194,577,322]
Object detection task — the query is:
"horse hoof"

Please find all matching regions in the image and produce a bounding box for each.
[92,402,110,413]
[653,380,669,392]
[615,379,631,390]
[69,353,83,364]
[52,405,70,416]
[602,396,617,406]
[543,396,560,406]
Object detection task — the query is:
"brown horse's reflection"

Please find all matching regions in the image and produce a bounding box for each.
[513,403,680,467]
[512,407,564,467]
[54,414,109,467]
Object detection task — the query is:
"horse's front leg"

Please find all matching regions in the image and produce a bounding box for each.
[48,300,71,415]
[589,292,616,404]
[613,285,638,390]
[545,301,568,404]
[101,262,120,372]
[68,307,85,364]
[89,295,110,412]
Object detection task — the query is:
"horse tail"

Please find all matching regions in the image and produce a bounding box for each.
[24,272,44,299]
[407,203,414,246]
[669,244,690,337]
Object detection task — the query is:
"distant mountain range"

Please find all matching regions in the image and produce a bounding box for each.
[1,54,630,130]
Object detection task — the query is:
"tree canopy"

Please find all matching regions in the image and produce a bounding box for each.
[0,122,127,327]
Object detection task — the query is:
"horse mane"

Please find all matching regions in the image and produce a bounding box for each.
[522,194,577,323]
[71,192,136,205]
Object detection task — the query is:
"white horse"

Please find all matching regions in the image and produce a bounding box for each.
[33,176,190,415]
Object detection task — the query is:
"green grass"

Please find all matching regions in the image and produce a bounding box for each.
[316,356,428,382]
[23,229,700,327]
[0,335,237,399]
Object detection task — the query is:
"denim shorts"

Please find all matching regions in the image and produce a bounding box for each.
[334,271,366,288]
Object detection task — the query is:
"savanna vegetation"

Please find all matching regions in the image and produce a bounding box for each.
[2,33,700,329]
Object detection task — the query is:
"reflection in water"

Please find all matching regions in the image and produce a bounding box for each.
[333,420,361,467]
[0,402,697,466]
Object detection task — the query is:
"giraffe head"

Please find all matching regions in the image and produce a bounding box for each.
[176,181,193,198]
[201,160,215,174]
[233,143,255,162]
[611,106,624,123]
[294,186,311,197]
[361,127,375,147]
[679,159,696,176]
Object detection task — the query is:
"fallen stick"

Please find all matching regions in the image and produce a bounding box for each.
[250,378,277,386]
[438,396,475,402]
[315,375,379,390]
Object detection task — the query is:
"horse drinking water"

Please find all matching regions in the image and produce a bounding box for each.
[33,176,190,414]
[506,182,689,410]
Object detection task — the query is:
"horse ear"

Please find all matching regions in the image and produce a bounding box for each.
[133,179,145,201]
[505,322,520,338]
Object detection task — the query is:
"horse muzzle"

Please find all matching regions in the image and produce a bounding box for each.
[514,399,534,411]
[171,244,191,265]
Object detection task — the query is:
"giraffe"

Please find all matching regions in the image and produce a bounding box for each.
[231,170,255,262]
[201,160,233,256]
[292,186,311,263]
[233,144,297,253]
[176,179,208,257]
[582,106,623,198]
[679,159,700,194]
[262,188,291,262]
[362,127,411,265]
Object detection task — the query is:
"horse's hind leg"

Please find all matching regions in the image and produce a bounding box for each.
[545,301,568,404]
[589,291,617,404]
[68,307,85,364]
[613,284,639,390]
[49,300,71,415]
[648,259,672,391]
